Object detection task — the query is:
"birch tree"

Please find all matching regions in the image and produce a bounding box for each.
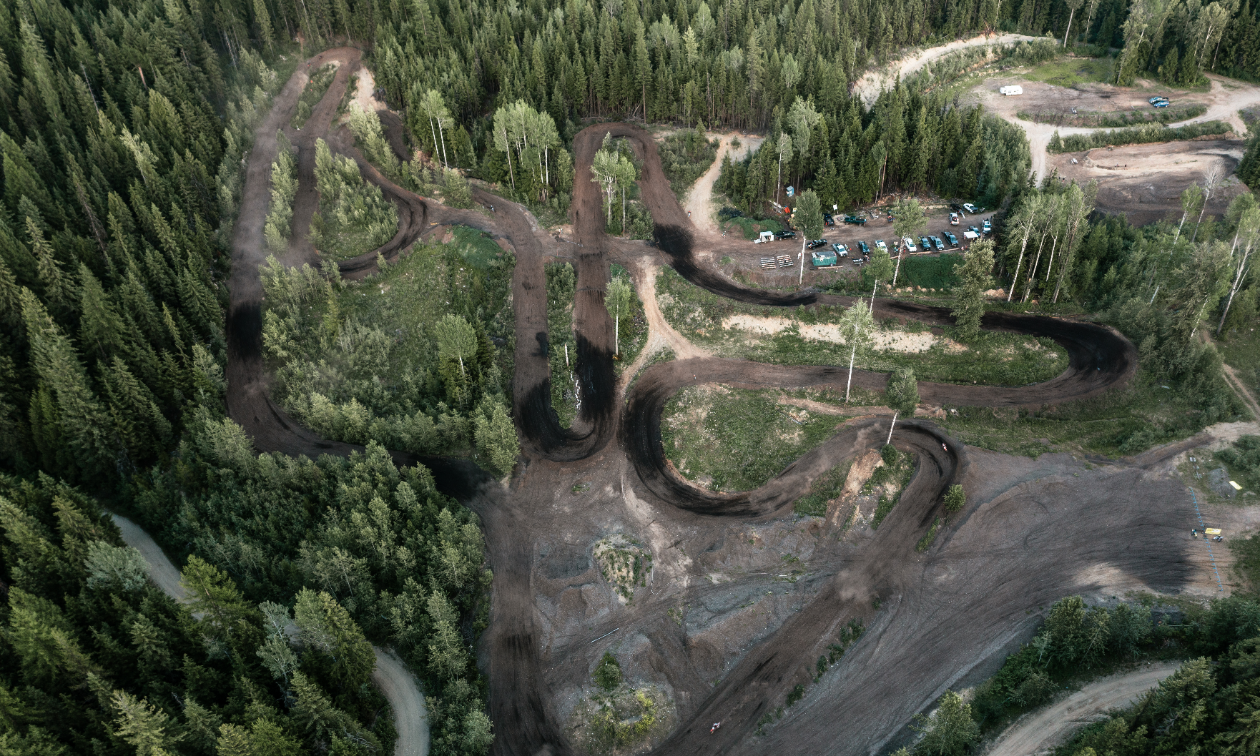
[838,300,875,402]
[1217,205,1260,335]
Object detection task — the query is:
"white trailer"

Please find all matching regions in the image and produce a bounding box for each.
[999,85,1023,96]
[755,230,775,244]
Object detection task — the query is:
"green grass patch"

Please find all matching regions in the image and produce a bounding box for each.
[656,267,1067,387]
[899,254,961,290]
[718,212,783,240]
[938,374,1222,457]
[1018,56,1114,88]
[291,63,337,129]
[793,461,854,517]
[916,517,942,552]
[661,386,850,492]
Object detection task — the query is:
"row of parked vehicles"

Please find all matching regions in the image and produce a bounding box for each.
[1149,96,1170,109]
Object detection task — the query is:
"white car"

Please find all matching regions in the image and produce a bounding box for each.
[902,236,917,252]
[875,240,888,252]
[962,203,977,214]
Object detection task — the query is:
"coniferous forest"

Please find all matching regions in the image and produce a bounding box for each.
[3,0,1260,752]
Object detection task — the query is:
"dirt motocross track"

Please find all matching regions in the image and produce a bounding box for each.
[227,50,1210,756]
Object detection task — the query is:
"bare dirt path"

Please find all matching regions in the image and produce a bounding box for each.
[854,33,1041,105]
[985,662,1181,756]
[109,512,430,756]
[682,133,762,236]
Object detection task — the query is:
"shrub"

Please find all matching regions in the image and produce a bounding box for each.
[944,484,966,513]
[594,652,622,691]
[881,444,900,466]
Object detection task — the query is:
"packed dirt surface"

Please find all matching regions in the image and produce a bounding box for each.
[976,71,1260,221]
[682,133,762,236]
[221,49,1222,756]
[985,662,1181,756]
[110,512,430,756]
[854,32,1041,105]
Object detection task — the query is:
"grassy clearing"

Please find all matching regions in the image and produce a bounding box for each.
[794,461,854,517]
[1231,531,1260,592]
[291,63,337,129]
[262,227,515,456]
[656,267,1067,387]
[1018,56,1114,88]
[1216,436,1260,494]
[898,253,961,290]
[937,374,1221,457]
[661,386,855,492]
[1018,103,1207,128]
[916,517,942,551]
[658,127,719,200]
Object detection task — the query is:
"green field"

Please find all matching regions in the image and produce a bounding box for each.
[662,387,872,493]
[1018,56,1114,87]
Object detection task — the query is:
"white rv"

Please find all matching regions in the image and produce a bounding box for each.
[999,85,1023,96]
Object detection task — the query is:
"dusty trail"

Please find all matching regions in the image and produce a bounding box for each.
[854,33,1041,105]
[986,662,1180,756]
[109,513,430,756]
[221,52,1193,756]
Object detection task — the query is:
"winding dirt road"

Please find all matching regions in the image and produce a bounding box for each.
[986,662,1181,756]
[219,49,1210,756]
[109,512,430,756]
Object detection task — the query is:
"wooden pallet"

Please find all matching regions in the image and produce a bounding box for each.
[776,255,793,268]
[760,257,776,269]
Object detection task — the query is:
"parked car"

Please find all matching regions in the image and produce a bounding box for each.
[1148,96,1170,106]
[776,229,796,239]
[1153,100,1169,108]
[943,231,959,247]
[875,239,888,252]
[982,219,992,233]
[949,212,960,226]
[823,214,835,227]
[857,240,870,256]
[962,229,980,240]
[807,239,828,249]
[844,215,868,225]
[902,237,917,252]
[962,203,977,214]
[831,243,848,257]
[929,236,945,251]
[919,236,932,251]
[967,225,980,235]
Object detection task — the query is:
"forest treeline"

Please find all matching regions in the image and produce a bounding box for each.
[0,0,498,751]
[716,86,1033,212]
